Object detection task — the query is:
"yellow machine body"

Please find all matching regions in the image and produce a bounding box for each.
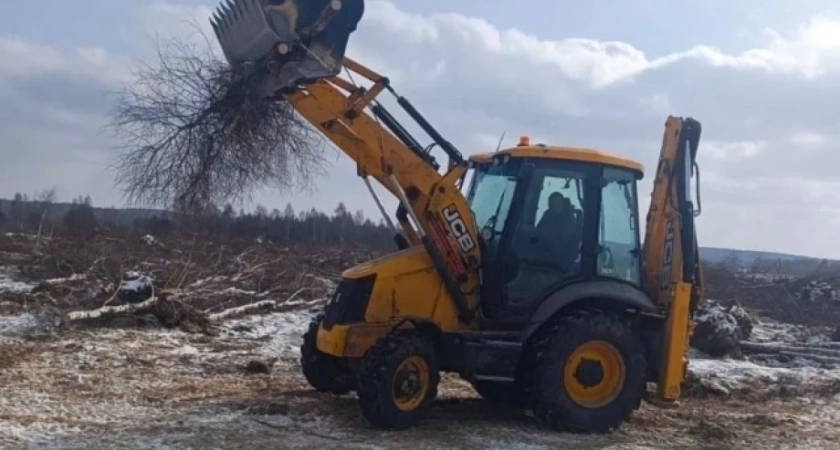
[210,0,704,433]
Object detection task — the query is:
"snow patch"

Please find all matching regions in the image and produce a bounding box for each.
[117,271,154,303]
[220,311,314,362]
[800,279,840,303]
[750,318,829,345]
[120,272,153,293]
[172,345,200,356]
[0,272,34,294]
[0,312,63,340]
[0,314,40,337]
[689,357,840,396]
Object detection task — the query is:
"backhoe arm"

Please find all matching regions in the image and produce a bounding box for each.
[641,116,703,403]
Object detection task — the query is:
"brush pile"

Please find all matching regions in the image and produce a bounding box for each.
[0,231,377,333]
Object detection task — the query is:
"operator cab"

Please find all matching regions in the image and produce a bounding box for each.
[464,138,644,328]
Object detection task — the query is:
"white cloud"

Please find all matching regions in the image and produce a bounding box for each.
[789,132,827,145]
[0,36,127,83]
[704,141,767,162]
[0,37,64,77]
[4,0,840,258]
[138,2,218,52]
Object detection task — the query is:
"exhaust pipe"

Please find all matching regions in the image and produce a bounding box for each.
[210,0,364,94]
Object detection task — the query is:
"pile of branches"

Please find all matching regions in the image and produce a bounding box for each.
[109,33,326,213]
[1,230,377,333]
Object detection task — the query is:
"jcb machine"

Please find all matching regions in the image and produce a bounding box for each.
[212,0,704,432]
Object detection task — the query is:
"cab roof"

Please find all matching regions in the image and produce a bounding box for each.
[468,143,644,174]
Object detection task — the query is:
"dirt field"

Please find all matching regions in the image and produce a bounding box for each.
[1,309,839,450]
[2,232,840,449]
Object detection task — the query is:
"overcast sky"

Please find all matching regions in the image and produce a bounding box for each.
[2,0,840,258]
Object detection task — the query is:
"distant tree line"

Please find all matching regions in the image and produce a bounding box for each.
[0,190,99,237]
[713,253,840,278]
[2,190,837,275]
[0,190,394,249]
[135,201,395,249]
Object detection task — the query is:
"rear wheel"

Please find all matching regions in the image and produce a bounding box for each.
[356,331,440,429]
[528,310,646,433]
[300,313,354,395]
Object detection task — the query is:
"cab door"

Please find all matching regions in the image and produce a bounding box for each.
[493,160,600,326]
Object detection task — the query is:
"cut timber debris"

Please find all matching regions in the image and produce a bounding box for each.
[0,231,359,331]
[64,284,330,331]
[66,288,173,322]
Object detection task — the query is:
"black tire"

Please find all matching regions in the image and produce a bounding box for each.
[356,330,440,430]
[300,313,354,395]
[472,380,528,408]
[528,309,646,433]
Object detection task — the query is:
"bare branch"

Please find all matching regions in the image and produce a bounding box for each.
[108,30,327,213]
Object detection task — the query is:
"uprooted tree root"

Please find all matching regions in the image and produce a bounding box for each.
[108,31,327,213]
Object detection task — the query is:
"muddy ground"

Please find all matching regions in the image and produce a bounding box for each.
[1,309,839,450]
[1,232,840,449]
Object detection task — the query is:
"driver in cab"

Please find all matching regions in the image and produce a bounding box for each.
[535,192,579,271]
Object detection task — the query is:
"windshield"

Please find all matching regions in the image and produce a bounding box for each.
[466,165,518,234]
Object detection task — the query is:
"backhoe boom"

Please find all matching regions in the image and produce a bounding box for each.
[641,116,703,402]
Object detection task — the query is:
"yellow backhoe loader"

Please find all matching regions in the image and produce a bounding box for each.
[211,0,704,432]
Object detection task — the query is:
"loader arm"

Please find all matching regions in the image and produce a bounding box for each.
[283,58,482,321]
[209,0,481,322]
[641,116,703,402]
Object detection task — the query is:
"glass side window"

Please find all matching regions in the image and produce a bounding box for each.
[598,168,641,285]
[516,171,585,271]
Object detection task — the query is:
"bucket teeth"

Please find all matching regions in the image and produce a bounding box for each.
[211,0,285,66]
[210,0,365,93]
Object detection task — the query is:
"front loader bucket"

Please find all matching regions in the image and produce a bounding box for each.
[210,0,364,91]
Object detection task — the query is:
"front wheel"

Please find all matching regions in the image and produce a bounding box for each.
[356,331,440,430]
[300,313,354,395]
[528,310,647,433]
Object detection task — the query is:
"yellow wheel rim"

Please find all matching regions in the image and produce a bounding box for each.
[563,340,626,408]
[392,356,429,411]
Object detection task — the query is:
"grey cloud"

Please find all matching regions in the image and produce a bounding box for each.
[3,0,840,257]
[0,57,118,201]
